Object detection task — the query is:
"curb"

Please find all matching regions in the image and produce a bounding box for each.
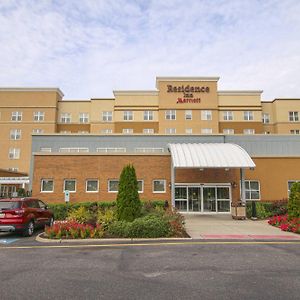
[36,232,192,243]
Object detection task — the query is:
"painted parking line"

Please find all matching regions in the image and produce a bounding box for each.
[201,234,300,240]
[0,240,300,250]
[0,238,19,245]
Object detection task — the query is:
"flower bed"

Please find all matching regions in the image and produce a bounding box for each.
[268,214,300,234]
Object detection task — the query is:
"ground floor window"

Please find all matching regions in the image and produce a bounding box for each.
[244,180,260,200]
[64,179,76,192]
[41,179,54,192]
[288,180,300,196]
[86,180,99,192]
[137,180,144,193]
[0,185,17,198]
[108,180,119,192]
[174,185,231,213]
[153,180,166,193]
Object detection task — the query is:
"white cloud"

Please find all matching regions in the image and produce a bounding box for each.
[0,0,299,100]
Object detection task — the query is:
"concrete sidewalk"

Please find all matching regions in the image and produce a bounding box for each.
[183,214,300,239]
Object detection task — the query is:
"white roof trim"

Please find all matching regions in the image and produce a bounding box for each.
[168,143,255,169]
[0,177,30,184]
[0,88,64,98]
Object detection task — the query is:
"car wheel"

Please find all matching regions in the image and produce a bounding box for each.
[23,221,34,237]
[48,217,54,227]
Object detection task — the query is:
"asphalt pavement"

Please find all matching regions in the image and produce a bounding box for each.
[0,233,299,300]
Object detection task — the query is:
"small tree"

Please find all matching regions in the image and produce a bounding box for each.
[116,164,141,222]
[288,182,300,219]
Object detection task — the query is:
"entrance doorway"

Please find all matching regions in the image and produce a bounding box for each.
[174,185,231,213]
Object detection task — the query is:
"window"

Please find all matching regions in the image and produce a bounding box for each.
[32,129,44,134]
[79,113,89,123]
[108,180,119,192]
[262,113,270,124]
[78,131,89,134]
[244,111,253,121]
[223,129,234,135]
[101,129,113,134]
[289,111,299,122]
[244,180,260,200]
[153,180,166,193]
[102,111,112,122]
[165,110,176,120]
[288,180,300,196]
[41,179,54,192]
[290,129,300,134]
[122,128,133,134]
[60,113,71,123]
[11,111,22,122]
[144,111,153,121]
[201,110,212,120]
[223,111,233,121]
[64,179,76,192]
[9,148,20,159]
[243,129,255,135]
[86,180,99,192]
[123,111,133,121]
[185,128,193,134]
[60,131,71,134]
[40,147,52,152]
[34,111,44,122]
[175,187,188,211]
[201,128,212,134]
[10,129,21,140]
[165,128,176,134]
[143,128,154,134]
[135,148,164,153]
[59,147,89,153]
[8,167,18,172]
[185,110,192,120]
[97,148,126,153]
[138,180,144,193]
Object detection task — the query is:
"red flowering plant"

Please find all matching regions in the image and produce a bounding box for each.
[268,214,300,234]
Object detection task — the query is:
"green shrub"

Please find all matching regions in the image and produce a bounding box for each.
[116,164,142,222]
[246,200,288,219]
[107,221,130,237]
[97,208,116,230]
[288,182,300,219]
[67,206,94,224]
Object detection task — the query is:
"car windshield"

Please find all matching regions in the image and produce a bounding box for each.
[0,201,21,210]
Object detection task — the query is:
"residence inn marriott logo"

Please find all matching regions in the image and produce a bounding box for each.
[167,84,209,103]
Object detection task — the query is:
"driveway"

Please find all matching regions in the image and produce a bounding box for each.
[183,214,300,239]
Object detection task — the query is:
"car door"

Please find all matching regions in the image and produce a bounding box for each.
[38,200,51,224]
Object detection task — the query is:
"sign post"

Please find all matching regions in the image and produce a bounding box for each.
[64,190,70,203]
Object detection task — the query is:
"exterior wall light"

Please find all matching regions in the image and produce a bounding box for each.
[199,168,204,171]
[225,168,230,171]
[231,181,237,188]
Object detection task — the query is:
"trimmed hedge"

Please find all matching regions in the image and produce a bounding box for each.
[246,200,288,219]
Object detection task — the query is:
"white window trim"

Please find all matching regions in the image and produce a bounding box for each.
[165,128,176,134]
[8,148,20,160]
[123,111,134,121]
[144,111,154,121]
[86,179,99,193]
[243,129,255,135]
[108,179,119,193]
[40,179,54,193]
[165,110,176,120]
[143,128,154,134]
[185,110,192,120]
[60,113,72,123]
[243,180,261,201]
[262,113,270,124]
[223,111,233,121]
[138,180,144,193]
[153,179,166,193]
[287,180,300,196]
[289,111,299,122]
[201,110,212,121]
[135,148,164,153]
[244,111,254,121]
[34,111,45,122]
[97,148,126,153]
[79,113,89,123]
[11,112,22,122]
[63,179,76,193]
[102,111,113,122]
[122,128,133,134]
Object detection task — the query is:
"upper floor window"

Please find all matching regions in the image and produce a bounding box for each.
[185,110,192,120]
[123,111,133,121]
[79,113,89,123]
[41,179,54,193]
[32,129,44,134]
[165,110,176,120]
[59,147,89,153]
[165,128,176,134]
[223,111,233,121]
[34,111,44,122]
[9,148,20,160]
[135,148,164,153]
[223,129,234,135]
[10,129,21,140]
[11,111,22,122]
[101,129,113,134]
[123,128,133,134]
[244,180,260,200]
[201,128,213,134]
[64,179,76,192]
[185,128,193,134]
[244,111,253,121]
[144,111,153,121]
[262,113,270,124]
[60,113,71,123]
[102,111,112,122]
[86,179,99,193]
[143,128,154,134]
[97,148,126,153]
[243,129,255,135]
[290,129,300,135]
[289,111,299,122]
[201,110,212,121]
[40,147,52,152]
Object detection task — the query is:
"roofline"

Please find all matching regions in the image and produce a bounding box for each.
[0,168,28,176]
[0,87,64,98]
[156,77,219,89]
[218,90,263,95]
[113,90,158,96]
[262,98,300,103]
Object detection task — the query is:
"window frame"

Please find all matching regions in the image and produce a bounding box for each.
[10,129,21,140]
[60,113,71,123]
[223,111,233,121]
[289,111,299,122]
[201,110,212,121]
[40,179,54,193]
[123,111,133,121]
[143,111,153,121]
[244,180,261,201]
[243,129,255,135]
[79,113,89,123]
[153,179,166,193]
[63,179,76,193]
[165,128,176,134]
[185,110,192,120]
[201,128,213,134]
[165,110,176,120]
[11,111,22,122]
[287,180,300,196]
[8,148,20,160]
[122,128,133,134]
[138,180,144,193]
[86,179,99,193]
[223,129,234,135]
[33,111,45,122]
[102,111,113,122]
[262,113,270,124]
[244,111,254,121]
[108,179,119,193]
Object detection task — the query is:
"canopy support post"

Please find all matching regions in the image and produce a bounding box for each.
[171,163,175,209]
[240,168,246,205]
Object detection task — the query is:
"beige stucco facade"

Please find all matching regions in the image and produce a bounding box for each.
[0,77,299,173]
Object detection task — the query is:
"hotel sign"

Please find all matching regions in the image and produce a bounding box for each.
[167,84,209,104]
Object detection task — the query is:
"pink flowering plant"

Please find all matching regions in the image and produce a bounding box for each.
[268,214,300,234]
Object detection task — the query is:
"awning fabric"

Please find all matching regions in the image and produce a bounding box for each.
[168,143,255,168]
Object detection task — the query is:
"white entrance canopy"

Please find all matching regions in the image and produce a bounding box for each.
[168,143,255,168]
[0,177,30,184]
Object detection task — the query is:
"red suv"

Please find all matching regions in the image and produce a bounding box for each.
[0,198,54,237]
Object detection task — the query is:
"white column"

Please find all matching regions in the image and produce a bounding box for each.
[240,168,246,205]
[171,163,175,209]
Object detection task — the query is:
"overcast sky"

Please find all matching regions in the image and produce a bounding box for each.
[0,0,300,100]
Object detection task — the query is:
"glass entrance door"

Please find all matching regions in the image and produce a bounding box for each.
[188,187,201,212]
[203,187,216,212]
